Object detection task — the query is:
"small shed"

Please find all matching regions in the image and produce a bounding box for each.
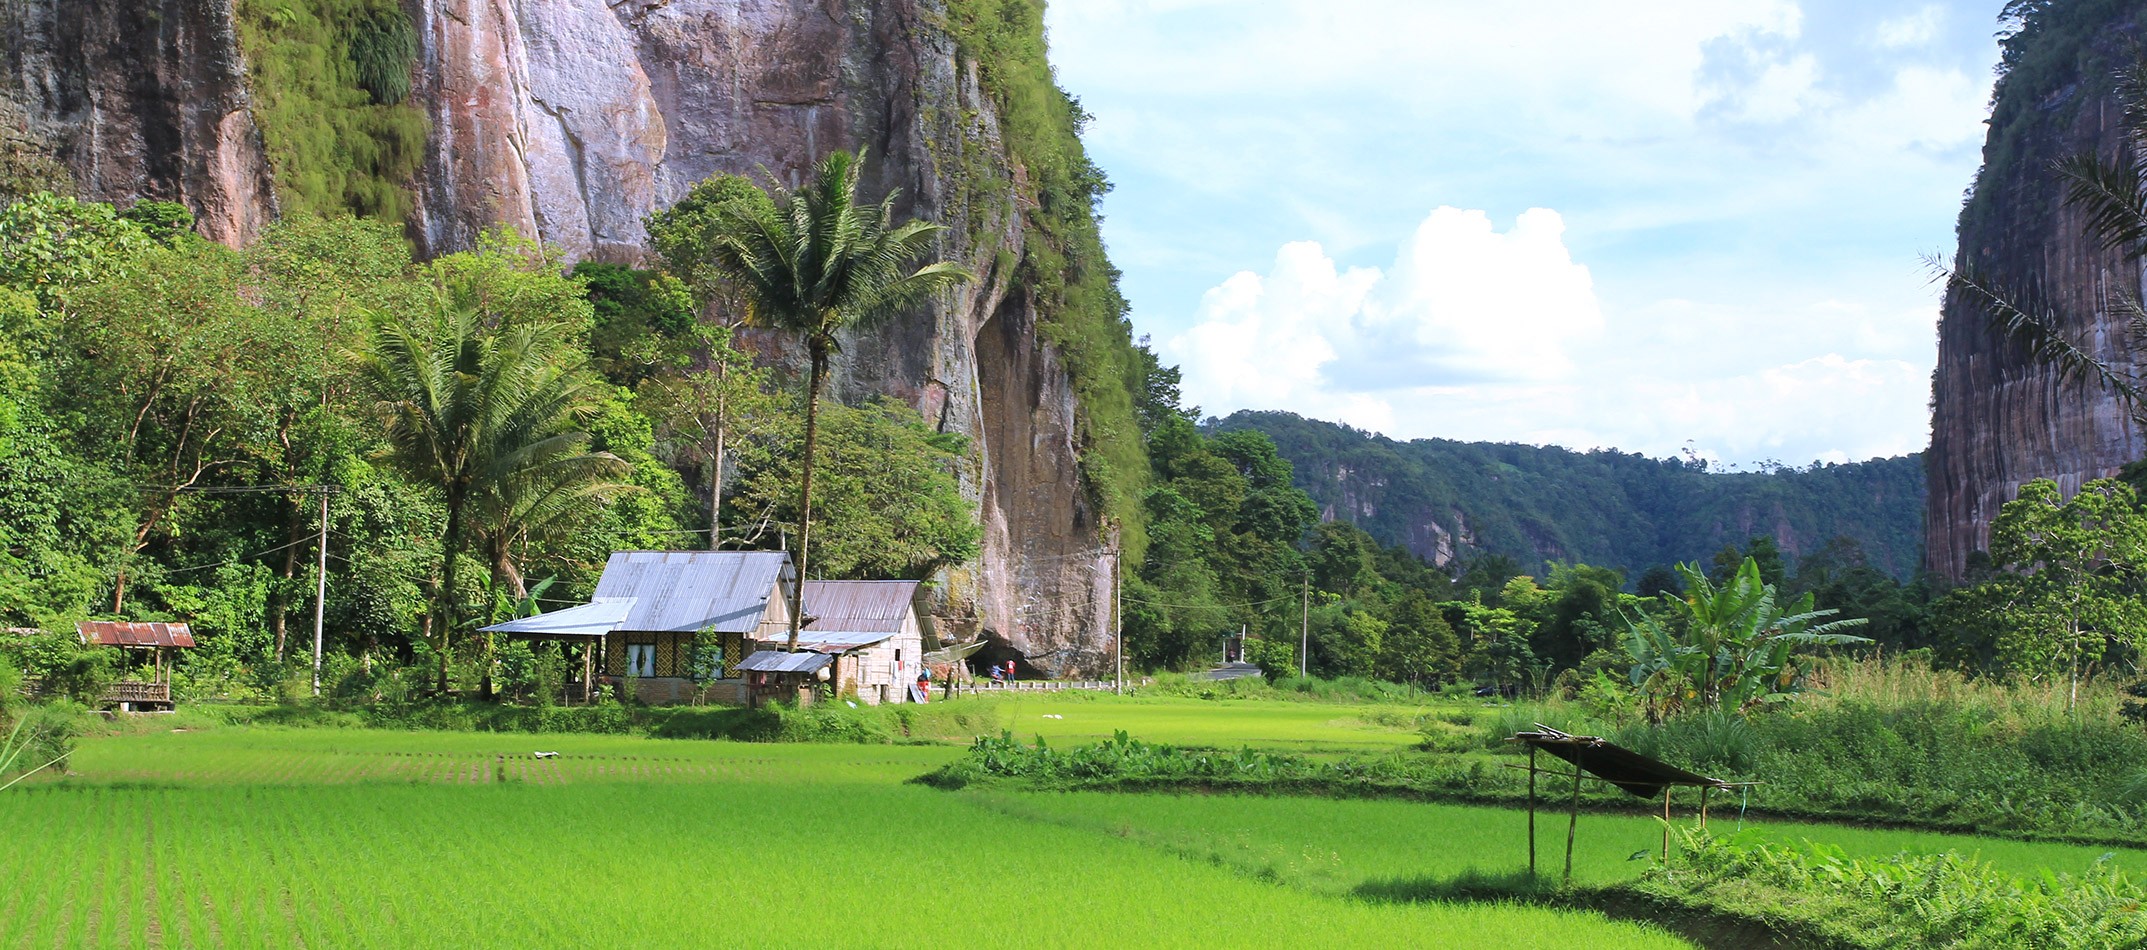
[1507,725,1751,882]
[735,650,834,708]
[778,580,926,705]
[75,621,196,711]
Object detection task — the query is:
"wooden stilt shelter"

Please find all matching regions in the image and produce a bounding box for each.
[1507,725,1758,883]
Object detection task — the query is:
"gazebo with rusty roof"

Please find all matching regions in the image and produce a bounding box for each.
[75,621,195,711]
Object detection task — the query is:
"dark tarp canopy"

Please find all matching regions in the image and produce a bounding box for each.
[1511,726,1734,799]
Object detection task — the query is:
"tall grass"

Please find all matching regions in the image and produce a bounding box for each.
[1812,653,2125,724]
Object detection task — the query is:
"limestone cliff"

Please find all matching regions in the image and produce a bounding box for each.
[0,0,276,242]
[0,0,1119,674]
[1927,2,2147,580]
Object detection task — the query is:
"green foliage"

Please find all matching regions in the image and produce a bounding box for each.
[573,261,696,384]
[1217,410,1927,581]
[347,8,417,105]
[0,192,153,303]
[1934,479,2147,700]
[731,397,980,579]
[5,630,118,706]
[1623,558,1870,718]
[119,201,196,244]
[235,0,429,220]
[1634,831,2147,949]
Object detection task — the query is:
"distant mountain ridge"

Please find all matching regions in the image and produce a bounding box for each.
[1212,411,1926,579]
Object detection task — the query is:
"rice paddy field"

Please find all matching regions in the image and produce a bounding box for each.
[5,698,2142,948]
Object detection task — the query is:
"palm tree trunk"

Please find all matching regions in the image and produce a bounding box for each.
[708,354,728,551]
[438,498,464,694]
[786,340,828,652]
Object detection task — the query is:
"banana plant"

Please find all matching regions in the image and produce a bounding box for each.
[1624,557,1870,718]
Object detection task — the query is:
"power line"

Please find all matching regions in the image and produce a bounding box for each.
[158,534,319,575]
[1120,592,1299,611]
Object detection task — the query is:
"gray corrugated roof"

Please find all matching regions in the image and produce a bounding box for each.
[800,580,919,637]
[592,551,794,633]
[734,650,834,673]
[478,599,635,637]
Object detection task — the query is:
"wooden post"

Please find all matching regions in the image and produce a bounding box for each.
[1662,786,1672,864]
[1526,745,1537,876]
[1700,785,1710,832]
[1564,748,1582,884]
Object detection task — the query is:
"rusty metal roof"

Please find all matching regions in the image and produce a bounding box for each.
[800,580,919,637]
[734,650,834,674]
[76,621,196,648]
[591,551,794,634]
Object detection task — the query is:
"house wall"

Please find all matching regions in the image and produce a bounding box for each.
[836,614,925,705]
[627,677,747,706]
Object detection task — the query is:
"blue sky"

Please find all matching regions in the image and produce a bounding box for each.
[1043,0,2006,466]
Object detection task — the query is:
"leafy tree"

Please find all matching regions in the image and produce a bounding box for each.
[1636,564,1682,599]
[1943,479,2147,708]
[1623,557,1870,719]
[1382,591,1460,686]
[573,261,695,386]
[701,149,967,650]
[730,398,979,580]
[363,304,619,691]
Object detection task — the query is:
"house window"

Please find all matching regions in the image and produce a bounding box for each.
[627,643,656,678]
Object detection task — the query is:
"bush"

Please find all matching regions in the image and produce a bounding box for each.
[10,630,116,705]
[1628,831,2147,949]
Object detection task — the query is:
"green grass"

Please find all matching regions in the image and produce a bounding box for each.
[2,727,1685,948]
[19,694,2147,947]
[966,692,1451,754]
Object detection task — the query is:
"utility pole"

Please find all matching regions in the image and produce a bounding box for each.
[312,490,329,697]
[1300,573,1310,679]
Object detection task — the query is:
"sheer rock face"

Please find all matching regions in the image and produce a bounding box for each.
[0,0,275,242]
[1927,16,2147,581]
[1,0,1112,673]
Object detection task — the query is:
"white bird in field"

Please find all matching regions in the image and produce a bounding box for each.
[533,751,559,759]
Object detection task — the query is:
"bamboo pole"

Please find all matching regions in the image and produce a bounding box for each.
[1661,787,1672,864]
[1565,749,1582,884]
[1700,785,1710,831]
[1527,745,1537,876]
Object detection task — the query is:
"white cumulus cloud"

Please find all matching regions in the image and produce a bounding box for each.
[1169,208,1935,465]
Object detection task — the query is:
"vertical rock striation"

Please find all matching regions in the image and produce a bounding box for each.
[0,0,275,243]
[1927,5,2147,580]
[402,0,1112,671]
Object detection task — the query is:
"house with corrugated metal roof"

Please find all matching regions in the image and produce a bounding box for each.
[483,553,928,707]
[484,550,796,706]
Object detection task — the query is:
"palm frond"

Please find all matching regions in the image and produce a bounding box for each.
[2057,151,2147,259]
[1930,256,2146,405]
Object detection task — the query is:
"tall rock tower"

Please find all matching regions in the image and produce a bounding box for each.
[1927,2,2147,579]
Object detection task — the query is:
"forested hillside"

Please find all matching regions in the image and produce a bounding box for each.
[1215,411,1926,579]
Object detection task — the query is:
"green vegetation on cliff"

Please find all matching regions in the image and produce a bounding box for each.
[1216,410,1926,580]
[942,0,1151,556]
[1960,0,2144,245]
[233,0,428,221]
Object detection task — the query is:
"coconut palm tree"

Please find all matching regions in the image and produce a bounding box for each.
[706,149,968,650]
[365,305,619,691]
